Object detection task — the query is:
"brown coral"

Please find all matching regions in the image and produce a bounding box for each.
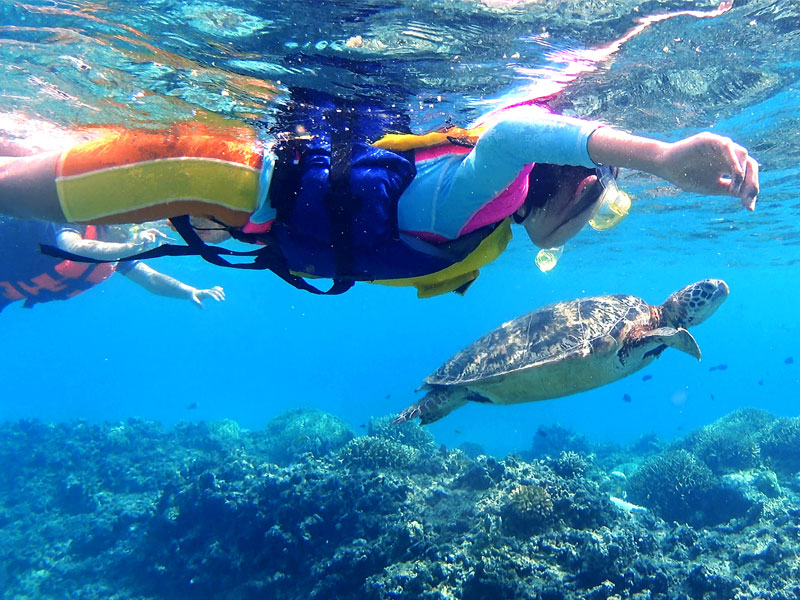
[501,484,555,535]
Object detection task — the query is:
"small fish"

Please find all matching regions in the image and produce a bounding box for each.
[186,402,198,410]
[710,393,715,401]
[785,357,794,365]
[454,429,462,434]
[708,364,728,372]
[641,374,653,382]
[359,423,366,428]
[758,379,764,386]
[623,393,632,403]
[385,394,391,400]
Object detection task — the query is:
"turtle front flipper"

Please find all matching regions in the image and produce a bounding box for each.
[393,387,470,425]
[639,327,701,360]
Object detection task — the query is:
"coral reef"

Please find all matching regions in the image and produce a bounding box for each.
[529,423,591,458]
[500,483,555,534]
[676,408,770,474]
[550,450,589,478]
[627,449,716,524]
[259,408,354,465]
[626,449,756,527]
[758,417,800,474]
[2,409,800,600]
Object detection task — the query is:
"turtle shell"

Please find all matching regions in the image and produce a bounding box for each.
[425,294,651,387]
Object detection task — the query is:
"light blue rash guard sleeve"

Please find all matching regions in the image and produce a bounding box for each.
[397,107,602,240]
[475,107,601,170]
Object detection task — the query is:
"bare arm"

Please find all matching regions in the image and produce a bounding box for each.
[587,129,759,210]
[56,228,167,260]
[121,262,225,308]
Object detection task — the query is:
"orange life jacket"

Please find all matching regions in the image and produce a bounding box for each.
[0,224,117,308]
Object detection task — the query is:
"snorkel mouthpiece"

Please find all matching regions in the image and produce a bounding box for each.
[535,246,563,272]
[589,166,631,231]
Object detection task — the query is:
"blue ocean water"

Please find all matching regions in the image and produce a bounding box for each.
[0,0,797,457]
[4,3,800,599]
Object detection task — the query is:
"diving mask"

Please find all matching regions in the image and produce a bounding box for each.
[588,166,631,231]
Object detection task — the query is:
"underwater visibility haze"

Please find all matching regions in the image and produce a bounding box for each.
[1,0,800,598]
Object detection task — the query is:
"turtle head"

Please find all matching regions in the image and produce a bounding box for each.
[660,279,730,329]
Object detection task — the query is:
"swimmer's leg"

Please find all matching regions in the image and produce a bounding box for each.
[0,125,262,226]
[0,152,64,221]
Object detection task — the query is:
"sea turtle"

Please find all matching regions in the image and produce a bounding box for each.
[394,279,729,425]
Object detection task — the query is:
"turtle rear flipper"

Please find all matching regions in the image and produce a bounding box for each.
[640,327,701,360]
[393,387,469,425]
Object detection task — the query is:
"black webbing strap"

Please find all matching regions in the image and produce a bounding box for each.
[40,216,353,295]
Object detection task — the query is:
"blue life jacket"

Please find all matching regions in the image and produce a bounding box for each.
[261,135,500,282]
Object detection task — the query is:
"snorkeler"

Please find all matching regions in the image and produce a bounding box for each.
[0,218,225,311]
[0,95,759,297]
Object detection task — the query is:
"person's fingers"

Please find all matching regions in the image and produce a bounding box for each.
[211,285,225,301]
[706,177,733,195]
[716,142,745,197]
[740,155,759,211]
[722,140,745,180]
[140,228,170,244]
[198,287,225,302]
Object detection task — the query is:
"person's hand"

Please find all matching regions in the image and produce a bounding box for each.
[134,227,172,251]
[189,285,225,308]
[658,132,759,211]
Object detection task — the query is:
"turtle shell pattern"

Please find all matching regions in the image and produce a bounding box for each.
[425,294,652,388]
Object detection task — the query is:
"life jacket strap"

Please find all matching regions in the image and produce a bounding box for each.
[40,216,354,296]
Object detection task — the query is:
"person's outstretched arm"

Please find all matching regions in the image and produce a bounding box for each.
[473,107,759,207]
[121,262,225,308]
[586,128,759,210]
[56,227,168,260]
[399,107,760,239]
